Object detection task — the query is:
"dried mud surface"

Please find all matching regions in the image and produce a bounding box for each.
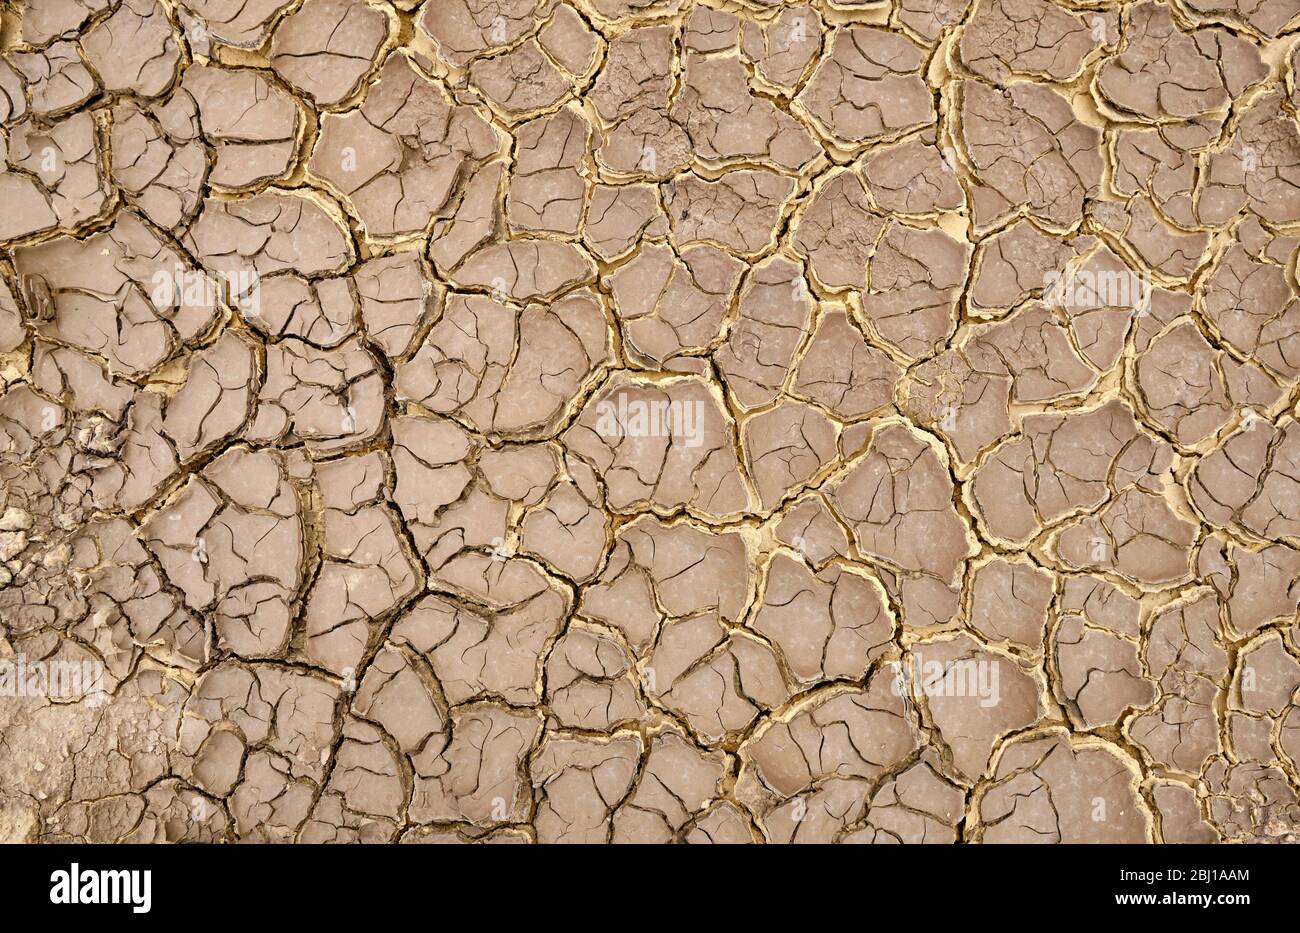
[2,0,1300,845]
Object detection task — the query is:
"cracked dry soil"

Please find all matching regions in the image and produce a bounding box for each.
[1,0,1299,846]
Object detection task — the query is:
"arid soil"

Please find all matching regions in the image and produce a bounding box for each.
[1,0,1299,844]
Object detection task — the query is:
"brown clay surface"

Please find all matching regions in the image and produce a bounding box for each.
[1,0,1300,845]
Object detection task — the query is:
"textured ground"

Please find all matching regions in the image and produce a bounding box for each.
[1,0,1300,845]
